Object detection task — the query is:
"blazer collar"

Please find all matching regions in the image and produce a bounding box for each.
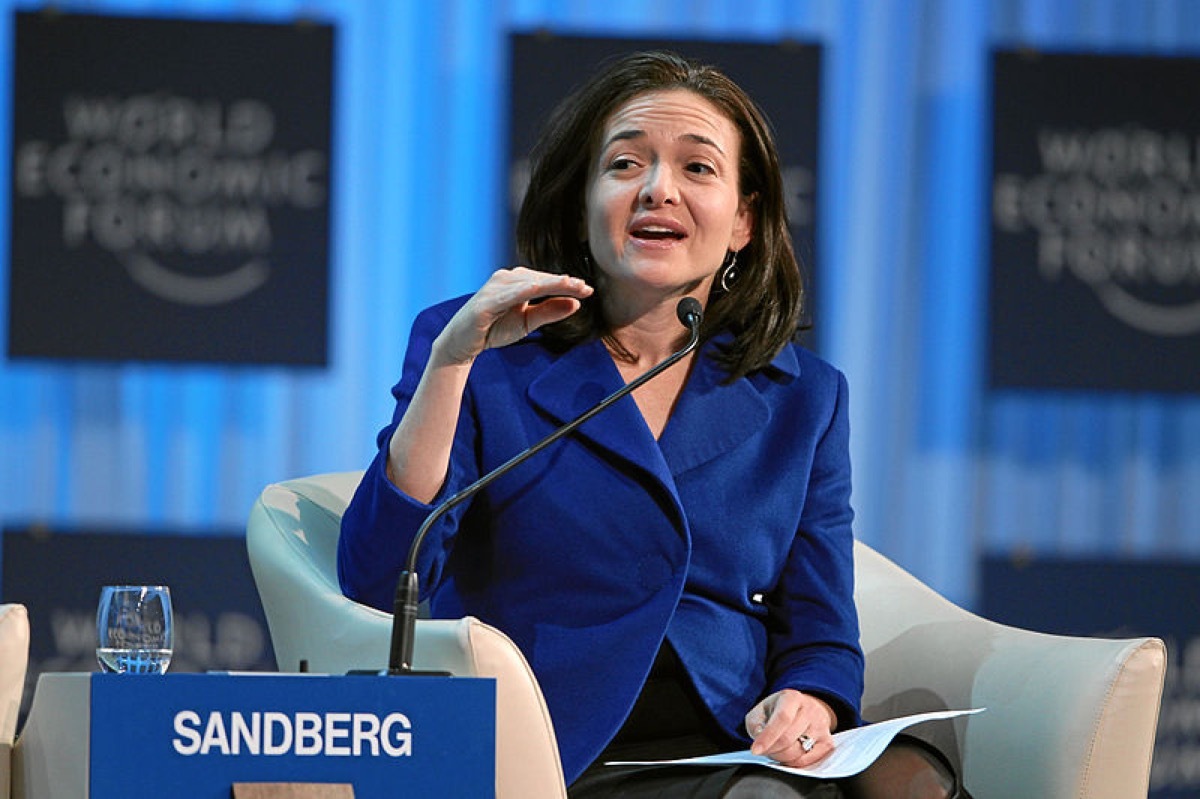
[526,333,801,480]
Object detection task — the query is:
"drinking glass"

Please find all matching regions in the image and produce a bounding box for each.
[96,585,173,674]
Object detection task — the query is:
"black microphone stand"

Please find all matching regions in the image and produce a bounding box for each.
[387,298,703,674]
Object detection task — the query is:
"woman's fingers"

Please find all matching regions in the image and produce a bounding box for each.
[746,689,836,768]
[759,727,833,769]
[476,272,590,348]
[520,295,584,333]
[436,268,592,363]
[476,268,588,315]
[746,689,801,756]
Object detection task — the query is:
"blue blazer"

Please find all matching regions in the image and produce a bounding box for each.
[338,297,864,784]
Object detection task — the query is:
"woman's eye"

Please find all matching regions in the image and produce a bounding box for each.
[687,161,716,175]
[608,157,637,171]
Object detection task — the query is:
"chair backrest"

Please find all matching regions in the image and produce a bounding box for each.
[246,471,567,799]
[854,541,1166,799]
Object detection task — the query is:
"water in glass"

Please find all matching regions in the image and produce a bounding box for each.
[96,585,173,675]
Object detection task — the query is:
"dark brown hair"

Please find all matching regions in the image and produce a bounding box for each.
[515,50,805,380]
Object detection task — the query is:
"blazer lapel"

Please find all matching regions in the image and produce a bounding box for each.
[525,338,678,493]
[659,338,801,475]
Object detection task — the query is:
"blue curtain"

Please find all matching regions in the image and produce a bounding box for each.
[2,0,1198,606]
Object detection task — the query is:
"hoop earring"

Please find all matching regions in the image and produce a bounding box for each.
[719,250,740,292]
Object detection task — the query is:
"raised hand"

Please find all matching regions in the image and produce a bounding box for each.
[432,267,593,366]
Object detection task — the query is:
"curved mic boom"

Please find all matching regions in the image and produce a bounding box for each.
[387,297,704,674]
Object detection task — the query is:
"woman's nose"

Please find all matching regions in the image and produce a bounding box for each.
[639,165,679,206]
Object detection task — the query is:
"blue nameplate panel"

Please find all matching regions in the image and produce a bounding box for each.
[88,673,494,798]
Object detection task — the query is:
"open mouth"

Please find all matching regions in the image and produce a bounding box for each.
[630,225,686,241]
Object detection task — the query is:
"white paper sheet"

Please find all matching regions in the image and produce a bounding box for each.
[607,707,984,780]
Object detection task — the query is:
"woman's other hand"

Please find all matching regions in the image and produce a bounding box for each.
[432,267,593,365]
[744,688,837,769]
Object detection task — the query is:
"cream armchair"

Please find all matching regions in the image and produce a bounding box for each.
[247,472,1166,799]
[246,471,567,799]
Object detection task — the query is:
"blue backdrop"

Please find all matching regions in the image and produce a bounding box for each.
[3,0,1199,608]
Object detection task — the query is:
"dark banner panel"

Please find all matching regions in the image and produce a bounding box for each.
[982,554,1200,797]
[507,34,821,346]
[8,11,334,365]
[989,50,1200,392]
[2,527,277,721]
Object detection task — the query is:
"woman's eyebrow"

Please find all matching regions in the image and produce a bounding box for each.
[602,129,725,155]
[680,133,725,154]
[602,129,645,149]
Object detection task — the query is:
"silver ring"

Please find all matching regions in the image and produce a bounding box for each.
[799,734,815,753]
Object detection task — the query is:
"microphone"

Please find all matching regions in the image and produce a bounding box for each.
[387,296,704,674]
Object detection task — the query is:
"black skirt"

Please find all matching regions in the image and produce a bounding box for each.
[568,643,967,799]
[569,643,841,798]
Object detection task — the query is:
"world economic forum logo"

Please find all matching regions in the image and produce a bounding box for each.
[994,126,1200,337]
[14,93,327,307]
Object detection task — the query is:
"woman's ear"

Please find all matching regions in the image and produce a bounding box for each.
[730,192,757,251]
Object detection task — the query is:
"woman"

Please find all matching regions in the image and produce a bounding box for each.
[338,51,967,798]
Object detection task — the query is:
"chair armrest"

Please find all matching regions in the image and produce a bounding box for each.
[466,619,567,799]
[0,604,30,799]
[0,604,29,746]
[854,543,1166,799]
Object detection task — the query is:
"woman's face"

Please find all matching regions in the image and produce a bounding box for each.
[584,89,754,306]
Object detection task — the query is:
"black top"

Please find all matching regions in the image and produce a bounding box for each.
[596,642,738,763]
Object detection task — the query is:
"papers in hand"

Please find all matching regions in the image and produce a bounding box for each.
[607,708,984,780]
